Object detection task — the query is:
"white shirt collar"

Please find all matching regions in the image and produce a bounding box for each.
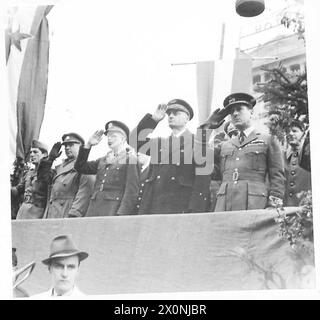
[52,287,74,296]
[172,128,187,138]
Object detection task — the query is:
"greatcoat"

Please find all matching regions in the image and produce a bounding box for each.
[38,158,95,219]
[130,113,213,215]
[74,146,139,216]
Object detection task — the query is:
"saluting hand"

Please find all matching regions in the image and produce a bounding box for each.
[201,108,229,129]
[152,103,167,122]
[48,142,62,161]
[86,130,104,148]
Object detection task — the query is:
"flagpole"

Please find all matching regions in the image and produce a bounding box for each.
[219,22,226,60]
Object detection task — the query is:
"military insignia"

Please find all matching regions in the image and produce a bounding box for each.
[229,97,236,104]
[108,123,113,129]
[65,136,70,140]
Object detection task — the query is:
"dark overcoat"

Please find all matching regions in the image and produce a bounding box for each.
[38,158,95,219]
[130,113,213,215]
[74,146,139,216]
[284,147,312,206]
[214,129,285,212]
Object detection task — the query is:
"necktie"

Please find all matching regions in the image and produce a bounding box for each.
[239,131,245,144]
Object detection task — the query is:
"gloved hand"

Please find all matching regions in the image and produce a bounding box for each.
[267,195,283,208]
[200,108,229,129]
[48,142,62,161]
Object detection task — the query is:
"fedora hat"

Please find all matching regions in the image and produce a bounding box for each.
[42,235,88,265]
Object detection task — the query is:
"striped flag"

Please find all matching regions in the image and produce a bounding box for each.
[196,53,253,124]
[6,5,53,165]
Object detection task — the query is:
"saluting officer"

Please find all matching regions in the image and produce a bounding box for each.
[74,121,140,216]
[38,133,95,219]
[13,140,49,219]
[284,120,311,206]
[204,93,285,211]
[130,99,213,215]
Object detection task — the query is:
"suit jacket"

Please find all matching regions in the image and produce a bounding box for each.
[39,158,95,219]
[31,286,85,299]
[74,146,139,216]
[214,129,285,212]
[129,113,213,214]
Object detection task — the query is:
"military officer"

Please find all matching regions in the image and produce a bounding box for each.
[38,133,95,219]
[74,121,140,216]
[284,120,311,206]
[204,93,285,212]
[129,99,213,215]
[13,140,49,219]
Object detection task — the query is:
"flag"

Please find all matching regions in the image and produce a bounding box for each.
[196,52,253,124]
[6,5,53,164]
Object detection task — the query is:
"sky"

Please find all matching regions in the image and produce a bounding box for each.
[36,0,303,160]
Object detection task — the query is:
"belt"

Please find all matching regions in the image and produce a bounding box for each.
[222,170,265,183]
[23,195,46,208]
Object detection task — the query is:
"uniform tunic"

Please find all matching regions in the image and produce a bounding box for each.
[214,129,285,212]
[38,158,95,219]
[74,146,139,216]
[284,147,312,206]
[130,113,213,215]
[13,167,47,219]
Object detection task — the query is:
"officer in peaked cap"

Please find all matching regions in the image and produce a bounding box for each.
[223,92,256,114]
[203,92,285,212]
[129,99,213,215]
[74,120,139,217]
[38,131,94,219]
[104,120,130,140]
[284,119,311,206]
[61,132,85,145]
[13,139,49,220]
[166,99,194,120]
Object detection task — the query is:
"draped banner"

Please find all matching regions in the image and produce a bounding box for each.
[6,5,53,163]
[196,55,253,124]
[12,208,315,297]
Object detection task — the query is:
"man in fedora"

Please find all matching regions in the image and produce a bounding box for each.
[38,133,95,219]
[12,140,49,219]
[129,99,213,215]
[33,235,88,298]
[203,92,285,211]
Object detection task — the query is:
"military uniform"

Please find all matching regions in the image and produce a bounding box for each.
[13,166,48,219]
[39,158,95,219]
[284,147,312,207]
[75,146,139,216]
[130,107,212,215]
[214,129,285,211]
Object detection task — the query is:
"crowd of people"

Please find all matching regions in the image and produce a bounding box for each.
[11,92,312,219]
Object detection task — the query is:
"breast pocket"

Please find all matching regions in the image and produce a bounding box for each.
[244,145,267,171]
[220,149,234,172]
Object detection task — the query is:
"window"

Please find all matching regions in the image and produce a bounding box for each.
[290,64,301,73]
[253,75,261,84]
[264,72,271,82]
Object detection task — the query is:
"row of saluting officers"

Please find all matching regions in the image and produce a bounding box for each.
[11,93,311,219]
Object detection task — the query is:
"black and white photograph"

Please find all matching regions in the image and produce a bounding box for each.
[1,0,320,300]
